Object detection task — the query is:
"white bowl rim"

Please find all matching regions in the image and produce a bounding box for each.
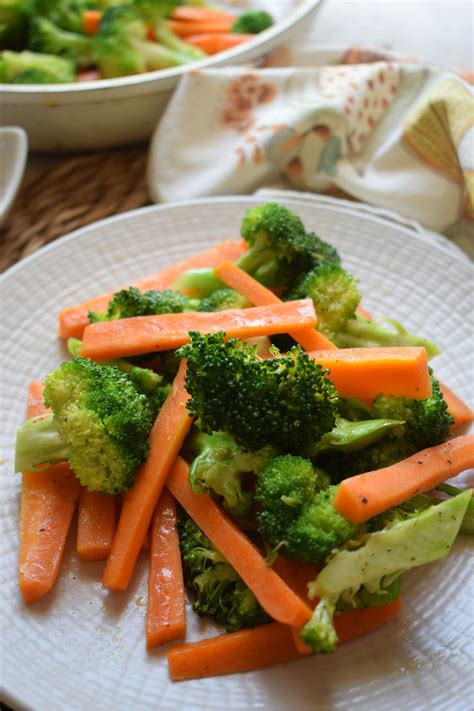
[0,0,320,95]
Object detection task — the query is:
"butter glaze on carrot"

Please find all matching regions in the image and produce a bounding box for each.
[214,260,337,350]
[306,347,432,399]
[58,240,246,339]
[102,360,192,591]
[167,457,312,628]
[146,489,186,649]
[19,382,80,604]
[81,299,317,360]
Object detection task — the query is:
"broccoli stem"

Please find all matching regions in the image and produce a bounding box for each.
[15,414,69,473]
[336,314,439,359]
[153,22,206,61]
[172,268,226,296]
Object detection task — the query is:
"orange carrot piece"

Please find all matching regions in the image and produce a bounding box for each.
[166,19,233,37]
[102,361,192,591]
[167,457,312,628]
[168,622,301,680]
[19,383,81,604]
[167,597,402,680]
[58,240,246,340]
[146,489,186,648]
[77,489,116,561]
[82,9,102,34]
[172,6,236,22]
[185,32,252,54]
[439,382,474,431]
[307,347,432,399]
[214,260,337,350]
[334,434,474,524]
[81,299,316,360]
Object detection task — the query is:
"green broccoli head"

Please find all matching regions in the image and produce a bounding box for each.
[255,458,359,564]
[1,49,75,82]
[198,288,250,313]
[232,10,273,34]
[29,16,94,67]
[320,374,453,478]
[177,509,270,632]
[187,430,275,517]
[286,264,361,341]
[32,0,92,33]
[89,286,197,322]
[180,332,339,452]
[15,357,160,494]
[0,0,32,50]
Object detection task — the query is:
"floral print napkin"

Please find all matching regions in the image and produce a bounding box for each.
[148,46,474,242]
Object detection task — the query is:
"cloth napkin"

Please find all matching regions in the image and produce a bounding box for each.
[148,44,474,247]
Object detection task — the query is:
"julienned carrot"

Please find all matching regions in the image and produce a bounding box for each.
[19,382,81,604]
[102,360,192,591]
[81,299,317,360]
[185,32,252,54]
[82,9,102,34]
[334,434,474,524]
[167,598,402,680]
[168,623,301,680]
[58,240,246,339]
[146,489,186,649]
[166,19,233,37]
[167,457,312,628]
[214,260,337,350]
[439,382,474,431]
[273,555,401,654]
[77,489,116,561]
[307,347,432,399]
[171,6,236,22]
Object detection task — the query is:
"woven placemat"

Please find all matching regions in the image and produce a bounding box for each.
[1,143,151,273]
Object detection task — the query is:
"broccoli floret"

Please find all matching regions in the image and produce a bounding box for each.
[180,332,338,452]
[186,430,275,517]
[29,16,94,67]
[198,288,250,312]
[177,509,270,632]
[88,286,198,322]
[133,0,206,61]
[286,264,361,341]
[32,0,93,33]
[93,5,198,78]
[0,0,32,50]
[255,458,359,563]
[173,203,340,295]
[320,374,453,478]
[1,48,75,82]
[232,10,273,34]
[15,357,165,494]
[336,313,439,358]
[301,491,471,652]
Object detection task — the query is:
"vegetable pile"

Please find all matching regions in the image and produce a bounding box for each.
[0,1,274,83]
[14,202,474,681]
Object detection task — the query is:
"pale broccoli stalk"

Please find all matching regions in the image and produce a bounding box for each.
[306,416,405,458]
[301,490,472,652]
[0,49,75,82]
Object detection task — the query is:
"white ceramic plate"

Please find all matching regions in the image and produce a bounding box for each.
[1,197,473,711]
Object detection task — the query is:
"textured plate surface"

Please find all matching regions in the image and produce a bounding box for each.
[1,197,473,711]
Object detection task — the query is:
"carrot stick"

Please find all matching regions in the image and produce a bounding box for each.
[306,347,432,399]
[58,240,246,340]
[166,19,234,37]
[146,489,186,649]
[334,434,474,524]
[171,6,236,22]
[102,360,193,591]
[167,597,402,680]
[19,382,81,604]
[168,622,301,680]
[81,298,316,360]
[185,32,253,54]
[82,9,102,34]
[167,457,312,628]
[439,382,474,431]
[77,489,116,561]
[214,260,337,350]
